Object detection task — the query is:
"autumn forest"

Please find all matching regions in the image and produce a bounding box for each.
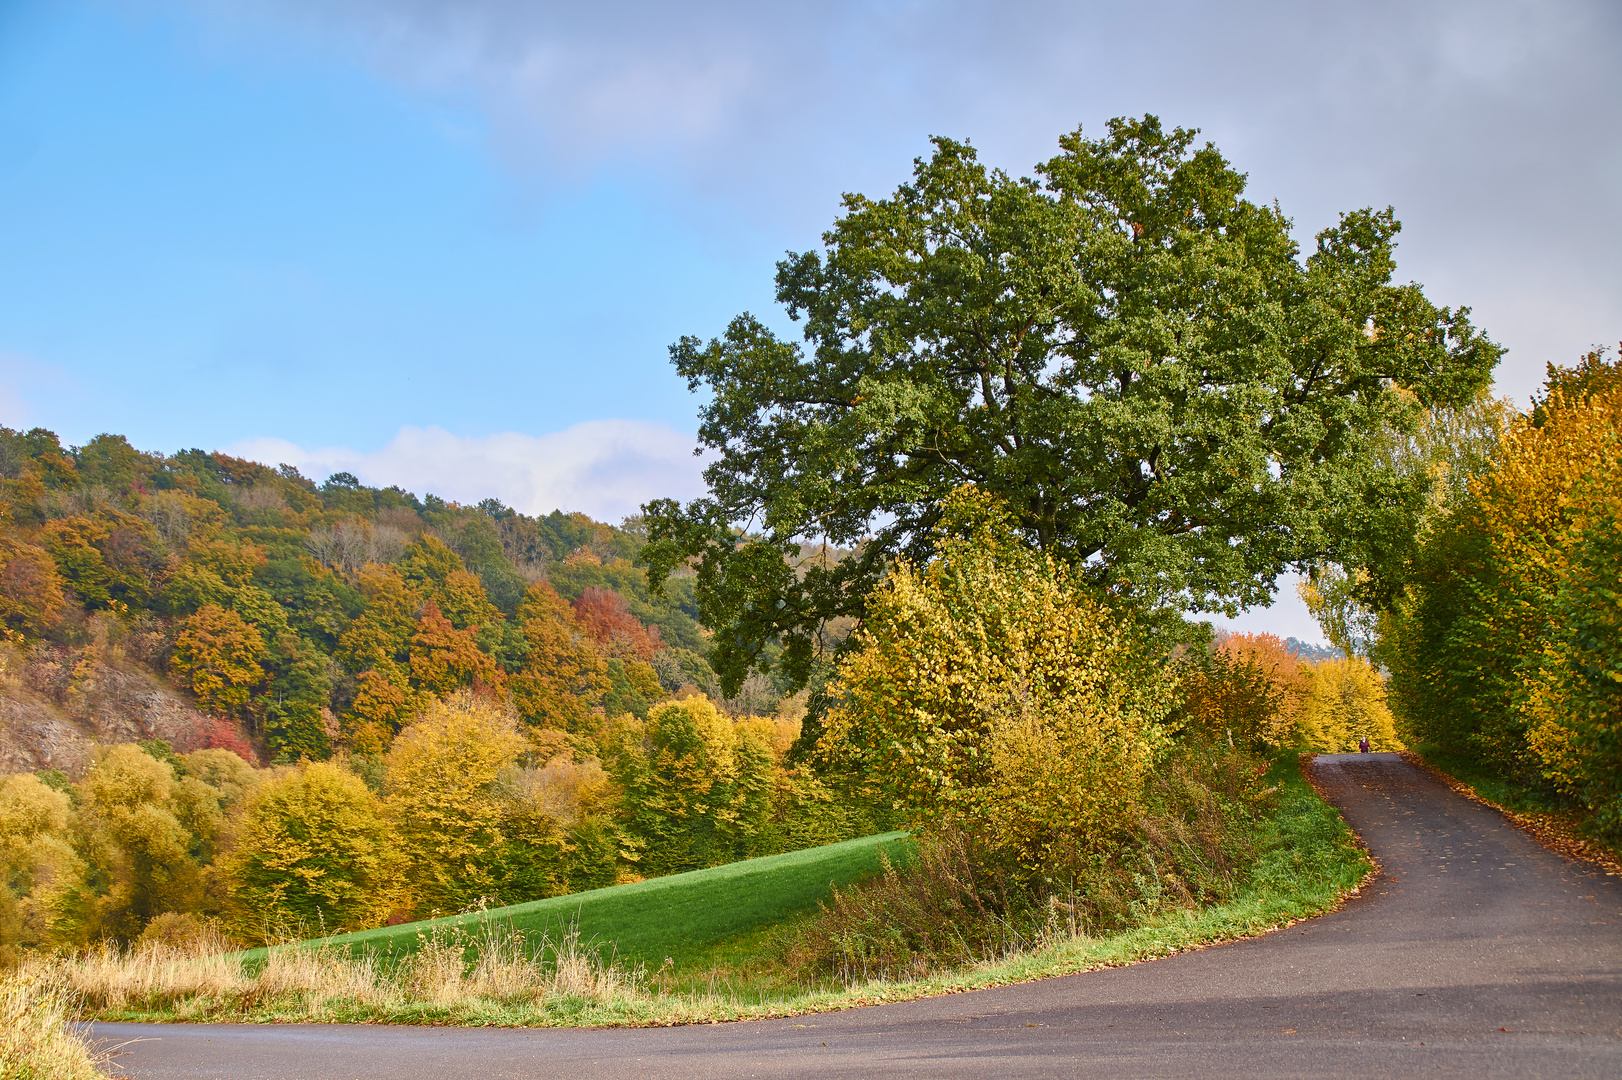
[0,429,895,954]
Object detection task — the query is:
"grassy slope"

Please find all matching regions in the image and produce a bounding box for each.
[547,749,1379,1024]
[244,832,914,971]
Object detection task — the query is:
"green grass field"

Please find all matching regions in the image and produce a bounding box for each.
[245,831,913,972]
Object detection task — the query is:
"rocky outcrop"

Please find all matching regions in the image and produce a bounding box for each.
[0,648,255,777]
[0,692,93,775]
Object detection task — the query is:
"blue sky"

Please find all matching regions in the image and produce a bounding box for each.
[2,0,1618,642]
[0,2,777,450]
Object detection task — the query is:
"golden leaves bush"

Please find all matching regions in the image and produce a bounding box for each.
[822,487,1178,884]
[222,760,401,942]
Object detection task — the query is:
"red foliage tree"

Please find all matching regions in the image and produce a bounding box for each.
[571,586,661,660]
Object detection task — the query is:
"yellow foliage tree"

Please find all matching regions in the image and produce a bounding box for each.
[400,535,500,631]
[0,537,66,638]
[0,774,84,961]
[169,604,267,716]
[1386,353,1622,804]
[1520,475,1622,827]
[383,691,527,915]
[186,538,266,588]
[432,568,500,633]
[40,516,116,608]
[1295,657,1402,752]
[337,564,421,673]
[70,745,220,941]
[222,760,399,941]
[821,487,1179,881]
[344,665,419,751]
[608,694,780,873]
[179,748,262,814]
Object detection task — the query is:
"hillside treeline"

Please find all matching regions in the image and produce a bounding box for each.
[0,428,775,762]
[0,429,901,953]
[1382,351,1622,836]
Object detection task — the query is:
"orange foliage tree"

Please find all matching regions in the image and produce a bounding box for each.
[572,586,661,660]
[169,604,268,717]
[0,536,65,638]
[508,582,610,732]
[408,600,501,695]
[1180,632,1309,748]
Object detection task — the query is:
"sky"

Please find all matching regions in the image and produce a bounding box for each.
[1,0,1618,644]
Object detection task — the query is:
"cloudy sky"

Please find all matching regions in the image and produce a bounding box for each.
[1,0,1617,641]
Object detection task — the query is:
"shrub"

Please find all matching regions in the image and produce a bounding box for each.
[821,487,1179,888]
[1179,633,1306,748]
[782,743,1273,981]
[779,828,1022,983]
[135,911,232,952]
[222,760,399,942]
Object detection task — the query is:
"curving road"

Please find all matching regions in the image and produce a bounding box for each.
[93,754,1622,1079]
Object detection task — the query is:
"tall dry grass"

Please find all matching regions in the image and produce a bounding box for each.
[46,922,640,1021]
[0,969,104,1080]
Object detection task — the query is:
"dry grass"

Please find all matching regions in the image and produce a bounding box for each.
[778,830,1036,983]
[41,921,640,1022]
[0,969,105,1080]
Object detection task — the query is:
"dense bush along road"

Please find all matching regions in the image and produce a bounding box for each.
[93,754,1622,1079]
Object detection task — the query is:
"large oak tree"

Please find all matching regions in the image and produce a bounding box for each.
[644,116,1501,693]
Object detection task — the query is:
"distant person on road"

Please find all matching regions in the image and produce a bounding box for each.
[1359,736,1371,754]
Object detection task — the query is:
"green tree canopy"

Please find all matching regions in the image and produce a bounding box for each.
[644,116,1500,693]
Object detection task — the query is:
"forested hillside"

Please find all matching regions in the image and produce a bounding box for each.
[0,427,780,769]
[1,428,903,953]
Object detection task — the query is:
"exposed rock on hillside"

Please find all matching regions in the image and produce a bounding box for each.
[0,645,253,776]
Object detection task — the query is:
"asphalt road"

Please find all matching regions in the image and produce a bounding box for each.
[92,753,1622,1079]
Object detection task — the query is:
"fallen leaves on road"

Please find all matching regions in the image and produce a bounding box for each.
[1401,753,1622,878]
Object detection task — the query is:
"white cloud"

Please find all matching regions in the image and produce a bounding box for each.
[0,380,28,430]
[226,419,708,524]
